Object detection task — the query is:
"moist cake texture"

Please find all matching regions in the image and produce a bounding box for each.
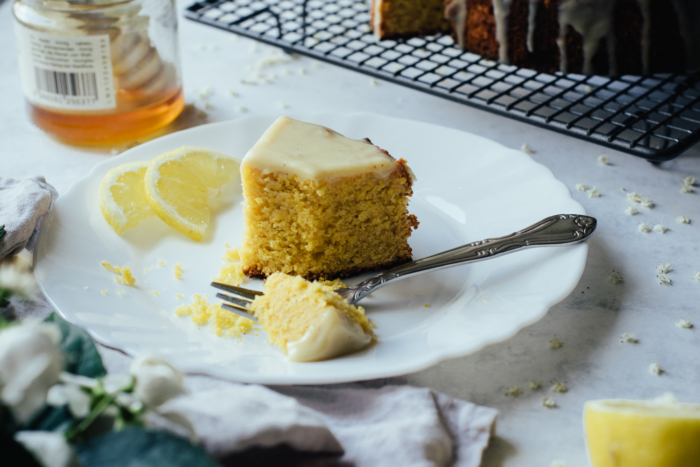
[250,273,375,362]
[239,116,418,280]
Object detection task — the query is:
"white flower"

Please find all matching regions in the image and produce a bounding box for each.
[0,262,36,298]
[576,183,589,192]
[653,223,668,234]
[676,216,690,224]
[541,396,556,408]
[14,431,79,467]
[131,355,185,408]
[0,322,63,422]
[638,223,651,233]
[609,272,623,284]
[656,263,672,274]
[681,176,695,193]
[521,143,534,154]
[620,333,637,343]
[597,154,609,165]
[102,373,133,395]
[649,363,663,375]
[624,206,638,216]
[550,381,568,393]
[46,383,91,418]
[657,274,672,285]
[504,385,522,397]
[693,271,700,282]
[676,319,692,329]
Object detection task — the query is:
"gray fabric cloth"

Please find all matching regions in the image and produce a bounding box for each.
[3,176,498,467]
[0,177,58,258]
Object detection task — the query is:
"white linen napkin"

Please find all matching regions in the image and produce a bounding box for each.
[3,176,498,467]
[0,177,58,258]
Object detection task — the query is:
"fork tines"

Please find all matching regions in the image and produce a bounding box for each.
[211,282,260,321]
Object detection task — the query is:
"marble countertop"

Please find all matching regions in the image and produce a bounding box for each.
[2,1,699,465]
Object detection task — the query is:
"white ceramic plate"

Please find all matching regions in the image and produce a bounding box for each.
[34,112,587,384]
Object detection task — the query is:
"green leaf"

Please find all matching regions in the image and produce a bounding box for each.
[0,225,5,239]
[76,427,219,467]
[23,405,74,432]
[0,430,43,467]
[45,313,106,378]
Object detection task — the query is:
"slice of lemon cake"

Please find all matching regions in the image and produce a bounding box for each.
[239,116,418,280]
[249,273,375,362]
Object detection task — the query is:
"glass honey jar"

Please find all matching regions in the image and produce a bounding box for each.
[13,0,184,146]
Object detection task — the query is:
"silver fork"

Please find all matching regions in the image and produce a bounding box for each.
[213,214,596,321]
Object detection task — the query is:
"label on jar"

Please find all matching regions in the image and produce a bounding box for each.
[14,24,116,110]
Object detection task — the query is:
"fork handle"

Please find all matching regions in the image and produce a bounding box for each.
[340,214,596,305]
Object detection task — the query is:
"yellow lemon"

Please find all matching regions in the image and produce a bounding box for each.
[99,161,154,235]
[584,393,700,467]
[144,147,240,241]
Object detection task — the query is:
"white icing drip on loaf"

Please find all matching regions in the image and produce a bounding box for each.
[639,0,651,75]
[527,0,541,53]
[445,0,468,49]
[557,0,616,75]
[492,0,513,64]
[669,0,700,71]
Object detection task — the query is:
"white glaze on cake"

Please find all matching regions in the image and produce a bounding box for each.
[445,0,468,49]
[286,307,373,362]
[527,0,540,53]
[492,0,513,64]
[557,0,616,75]
[444,0,700,75]
[242,116,397,180]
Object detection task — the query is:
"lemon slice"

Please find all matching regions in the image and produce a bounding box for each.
[144,147,241,241]
[584,393,700,467]
[99,161,154,235]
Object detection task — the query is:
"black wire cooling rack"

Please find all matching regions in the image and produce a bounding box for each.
[185,0,700,162]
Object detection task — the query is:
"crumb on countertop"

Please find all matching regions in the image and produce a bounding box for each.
[620,333,637,343]
[676,318,693,329]
[84,286,88,290]
[609,271,623,284]
[528,380,542,390]
[149,290,159,296]
[158,261,167,267]
[521,143,534,154]
[549,337,563,349]
[550,381,568,393]
[101,290,108,295]
[504,385,523,397]
[175,294,184,300]
[649,363,663,375]
[541,396,556,408]
[657,274,672,285]
[653,223,668,234]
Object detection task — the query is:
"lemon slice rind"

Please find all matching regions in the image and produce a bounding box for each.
[99,160,153,235]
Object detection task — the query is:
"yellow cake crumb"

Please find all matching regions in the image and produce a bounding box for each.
[101,290,108,295]
[175,294,254,337]
[101,261,136,286]
[158,261,167,267]
[424,304,430,308]
[144,267,152,273]
[149,290,159,296]
[118,290,125,296]
[317,278,346,289]
[100,260,121,274]
[175,294,184,300]
[84,286,88,290]
[223,248,240,262]
[116,267,135,286]
[213,262,247,286]
[173,263,183,280]
[224,242,230,248]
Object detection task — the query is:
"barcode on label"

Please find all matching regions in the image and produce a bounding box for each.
[34,67,98,99]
